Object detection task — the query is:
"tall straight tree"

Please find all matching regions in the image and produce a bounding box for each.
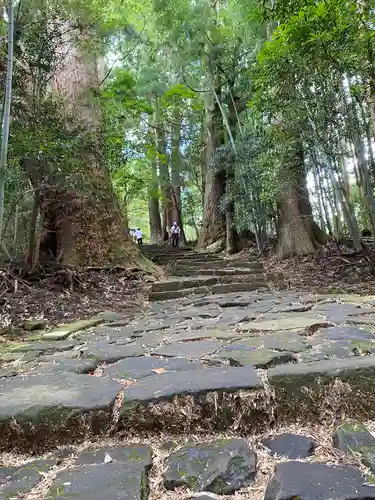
[0,0,14,257]
[24,20,157,272]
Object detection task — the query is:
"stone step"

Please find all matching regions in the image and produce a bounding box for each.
[143,250,196,258]
[4,352,375,451]
[5,294,375,500]
[156,255,222,263]
[141,244,193,252]
[151,274,274,293]
[143,251,195,258]
[173,260,264,270]
[148,257,223,266]
[4,427,375,499]
[170,267,265,276]
[149,280,270,300]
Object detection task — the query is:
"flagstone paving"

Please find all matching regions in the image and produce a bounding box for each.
[3,245,375,498]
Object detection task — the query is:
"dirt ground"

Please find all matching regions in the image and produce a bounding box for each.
[0,267,148,339]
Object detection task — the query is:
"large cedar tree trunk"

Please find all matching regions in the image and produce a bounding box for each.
[171,115,182,224]
[199,168,226,247]
[277,147,327,259]
[148,157,163,243]
[156,120,173,241]
[34,34,158,272]
[170,112,187,245]
[198,82,226,248]
[225,98,245,254]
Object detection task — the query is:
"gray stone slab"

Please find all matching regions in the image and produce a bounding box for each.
[0,366,26,378]
[81,342,146,363]
[164,439,256,494]
[165,329,241,343]
[179,319,221,331]
[34,358,97,375]
[153,340,222,358]
[268,355,375,391]
[103,356,203,380]
[211,312,251,327]
[270,304,313,314]
[264,461,375,499]
[152,276,219,293]
[18,351,43,363]
[1,459,55,497]
[313,326,374,342]
[312,303,364,323]
[43,318,104,340]
[10,340,80,354]
[179,306,222,319]
[0,373,121,424]
[89,326,134,342]
[348,315,375,325]
[348,307,375,317]
[0,465,17,484]
[334,420,375,453]
[223,332,309,353]
[74,444,152,466]
[237,302,280,317]
[123,366,263,404]
[240,314,333,332]
[114,333,169,349]
[128,317,182,333]
[47,462,149,500]
[262,433,317,459]
[333,420,375,472]
[298,344,354,362]
[193,293,259,308]
[217,348,296,368]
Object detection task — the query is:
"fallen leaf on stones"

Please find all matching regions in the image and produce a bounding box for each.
[152,367,166,374]
[104,453,113,464]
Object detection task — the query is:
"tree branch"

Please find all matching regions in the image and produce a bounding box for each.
[99,24,146,86]
[181,71,211,93]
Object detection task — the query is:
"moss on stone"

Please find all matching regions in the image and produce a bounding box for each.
[336,420,368,434]
[42,317,105,340]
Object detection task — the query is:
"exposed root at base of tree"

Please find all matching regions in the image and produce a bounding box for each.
[0,262,149,339]
[260,239,375,295]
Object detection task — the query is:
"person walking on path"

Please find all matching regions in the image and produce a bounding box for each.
[170,221,180,248]
[135,228,143,245]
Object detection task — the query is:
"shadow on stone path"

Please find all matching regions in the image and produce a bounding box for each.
[3,245,375,498]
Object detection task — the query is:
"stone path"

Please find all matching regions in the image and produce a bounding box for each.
[3,245,375,498]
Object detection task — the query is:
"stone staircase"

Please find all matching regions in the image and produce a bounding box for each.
[4,245,375,498]
[142,244,279,301]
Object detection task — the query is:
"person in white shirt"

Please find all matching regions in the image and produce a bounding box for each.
[135,228,143,245]
[170,221,180,247]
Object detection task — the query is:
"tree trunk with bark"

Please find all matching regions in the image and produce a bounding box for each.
[171,111,182,223]
[31,31,158,273]
[170,110,186,245]
[148,156,163,244]
[198,67,225,248]
[155,115,173,242]
[224,96,245,254]
[276,146,327,259]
